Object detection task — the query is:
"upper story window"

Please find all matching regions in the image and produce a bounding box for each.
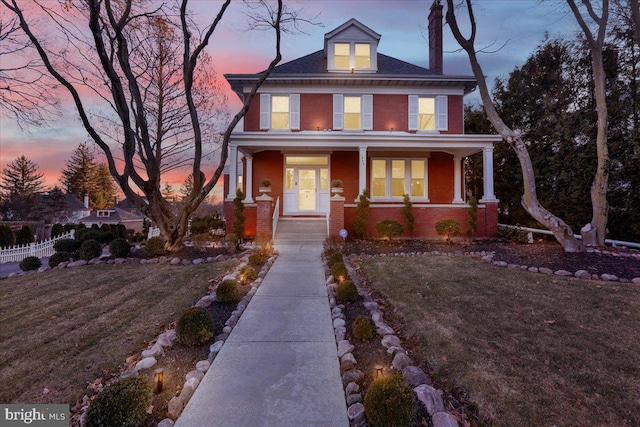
[331,42,372,71]
[333,94,372,130]
[355,43,371,68]
[409,95,448,131]
[334,43,350,68]
[260,94,300,130]
[97,210,113,217]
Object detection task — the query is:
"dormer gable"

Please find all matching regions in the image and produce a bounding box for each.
[324,18,380,73]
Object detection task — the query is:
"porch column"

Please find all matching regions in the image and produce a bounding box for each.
[226,145,238,200]
[480,147,497,202]
[358,146,367,199]
[243,154,254,203]
[453,156,464,203]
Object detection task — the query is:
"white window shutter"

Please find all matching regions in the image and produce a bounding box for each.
[289,94,300,130]
[408,95,418,130]
[260,93,271,130]
[437,95,448,131]
[362,95,373,130]
[333,94,344,130]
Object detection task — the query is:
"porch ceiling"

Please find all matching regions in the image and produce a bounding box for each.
[231,131,501,158]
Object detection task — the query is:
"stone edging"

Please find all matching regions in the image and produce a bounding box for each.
[72,251,279,427]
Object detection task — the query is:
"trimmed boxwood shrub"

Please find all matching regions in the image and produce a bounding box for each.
[145,236,166,257]
[78,239,102,261]
[109,238,131,258]
[19,256,41,271]
[352,315,376,341]
[336,280,358,303]
[240,265,257,282]
[176,307,215,346]
[328,252,343,267]
[48,251,72,267]
[248,252,263,267]
[54,238,82,253]
[84,376,153,427]
[364,373,416,427]
[216,279,239,303]
[375,219,404,239]
[435,219,462,241]
[330,262,349,280]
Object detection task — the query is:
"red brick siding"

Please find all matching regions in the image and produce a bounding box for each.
[443,95,463,134]
[331,152,359,201]
[224,203,256,238]
[300,94,333,131]
[256,197,273,240]
[252,151,284,212]
[373,94,408,131]
[428,152,454,203]
[243,93,261,131]
[329,197,345,237]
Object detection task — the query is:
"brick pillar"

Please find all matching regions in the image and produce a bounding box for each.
[256,194,273,242]
[484,201,499,237]
[330,195,345,237]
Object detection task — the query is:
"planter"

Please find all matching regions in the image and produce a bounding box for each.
[259,187,272,194]
[331,187,343,196]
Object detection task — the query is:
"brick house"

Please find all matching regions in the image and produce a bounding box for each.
[223,2,500,241]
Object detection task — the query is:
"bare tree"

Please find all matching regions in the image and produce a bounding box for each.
[630,0,640,46]
[567,0,610,246]
[1,0,293,250]
[445,0,584,252]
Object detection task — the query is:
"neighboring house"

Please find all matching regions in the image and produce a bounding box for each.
[78,207,145,233]
[223,3,500,240]
[65,194,91,224]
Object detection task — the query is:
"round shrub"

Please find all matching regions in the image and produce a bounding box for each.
[352,315,376,341]
[51,223,65,237]
[216,279,239,303]
[84,376,153,427]
[330,262,349,280]
[145,236,166,257]
[176,307,216,346]
[109,238,131,258]
[364,373,417,427]
[248,252,263,267]
[78,239,102,261]
[19,256,41,271]
[336,280,358,303]
[77,228,103,242]
[0,225,15,247]
[99,231,116,244]
[375,219,404,239]
[328,252,343,267]
[54,238,82,253]
[240,265,257,282]
[48,251,72,267]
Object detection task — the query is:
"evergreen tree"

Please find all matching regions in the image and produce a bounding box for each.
[60,143,116,209]
[0,155,46,220]
[38,186,71,224]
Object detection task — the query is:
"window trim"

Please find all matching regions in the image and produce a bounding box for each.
[329,41,376,72]
[370,157,429,201]
[260,93,300,130]
[408,95,448,132]
[333,94,373,130]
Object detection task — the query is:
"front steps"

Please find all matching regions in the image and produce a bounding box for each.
[274,217,327,243]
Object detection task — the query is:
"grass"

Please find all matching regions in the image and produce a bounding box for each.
[358,255,640,427]
[0,260,235,405]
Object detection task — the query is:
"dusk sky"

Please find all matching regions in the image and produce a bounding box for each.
[0,0,581,194]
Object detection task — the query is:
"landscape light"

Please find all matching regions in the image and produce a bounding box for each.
[153,368,164,393]
[374,364,384,379]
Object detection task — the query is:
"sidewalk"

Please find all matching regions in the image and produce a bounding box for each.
[175,238,349,427]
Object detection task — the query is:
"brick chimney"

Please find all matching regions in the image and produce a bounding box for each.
[428,0,443,73]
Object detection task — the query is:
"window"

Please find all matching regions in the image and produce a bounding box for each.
[333,94,372,130]
[334,43,350,68]
[370,159,428,199]
[260,94,300,130]
[331,42,373,71]
[355,43,370,68]
[408,95,448,131]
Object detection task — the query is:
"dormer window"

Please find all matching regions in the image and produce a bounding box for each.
[324,19,380,73]
[332,43,371,71]
[355,44,370,68]
[334,43,350,68]
[97,210,112,217]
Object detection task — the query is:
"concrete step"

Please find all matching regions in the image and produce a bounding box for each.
[275,218,327,242]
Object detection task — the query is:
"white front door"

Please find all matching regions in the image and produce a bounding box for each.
[283,155,330,215]
[298,168,316,211]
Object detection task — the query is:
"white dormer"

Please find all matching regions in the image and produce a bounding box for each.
[324,19,380,73]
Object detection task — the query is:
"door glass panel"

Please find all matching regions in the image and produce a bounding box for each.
[391,160,405,197]
[298,169,316,211]
[320,168,329,190]
[285,168,294,191]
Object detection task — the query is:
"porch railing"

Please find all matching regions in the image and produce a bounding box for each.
[326,210,330,238]
[0,230,75,263]
[272,196,280,241]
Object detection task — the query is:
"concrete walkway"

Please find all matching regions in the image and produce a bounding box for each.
[175,236,349,426]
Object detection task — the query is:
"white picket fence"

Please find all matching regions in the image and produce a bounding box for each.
[0,230,75,263]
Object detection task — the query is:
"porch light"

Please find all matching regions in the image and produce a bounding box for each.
[374,364,384,379]
[153,368,164,393]
[317,126,320,131]
[389,127,394,132]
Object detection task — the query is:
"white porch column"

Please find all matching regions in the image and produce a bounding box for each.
[453,156,464,203]
[480,147,497,201]
[358,146,367,199]
[226,145,238,200]
[243,154,254,203]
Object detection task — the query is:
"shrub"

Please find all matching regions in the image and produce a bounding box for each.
[77,228,103,243]
[54,238,82,253]
[336,280,358,303]
[239,265,257,282]
[353,189,370,239]
[435,219,462,241]
[145,236,166,256]
[99,231,116,244]
[15,225,34,245]
[364,373,416,427]
[79,239,102,261]
[233,189,245,248]
[403,194,415,234]
[352,315,376,341]
[330,262,349,280]
[467,196,478,237]
[176,307,215,346]
[497,225,530,244]
[0,225,15,247]
[328,252,343,267]
[51,223,65,237]
[226,233,239,254]
[375,220,404,240]
[190,220,210,235]
[84,376,153,427]
[49,251,72,267]
[19,256,41,271]
[216,279,240,303]
[248,252,263,267]
[109,238,131,258]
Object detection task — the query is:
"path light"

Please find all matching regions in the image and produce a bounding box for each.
[153,368,164,393]
[374,364,384,379]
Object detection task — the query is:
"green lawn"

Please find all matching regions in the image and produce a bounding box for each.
[357,255,640,427]
[0,261,234,405]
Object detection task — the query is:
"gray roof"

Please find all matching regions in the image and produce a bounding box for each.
[79,207,144,224]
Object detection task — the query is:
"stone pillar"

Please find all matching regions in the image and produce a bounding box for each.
[243,154,254,203]
[480,147,497,202]
[452,156,464,203]
[256,195,273,242]
[226,145,238,200]
[330,195,345,238]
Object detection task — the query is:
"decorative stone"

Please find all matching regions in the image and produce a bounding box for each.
[554,270,573,277]
[119,369,138,380]
[527,267,539,273]
[381,335,402,348]
[222,326,232,334]
[432,411,459,427]
[363,301,380,311]
[135,357,157,371]
[371,311,383,322]
[601,273,619,281]
[539,267,553,275]
[574,270,592,279]
[376,323,395,336]
[340,353,357,371]
[68,260,88,267]
[192,258,204,265]
[632,277,640,284]
[333,318,346,328]
[347,393,362,405]
[386,346,405,356]
[209,341,224,354]
[156,330,176,347]
[185,370,204,382]
[195,295,215,308]
[179,377,200,402]
[342,369,364,387]
[345,382,360,395]
[392,351,412,371]
[157,419,175,427]
[170,257,181,265]
[335,330,345,342]
[493,261,508,267]
[337,340,355,358]
[196,360,210,372]
[167,397,184,418]
[347,403,365,422]
[141,344,163,358]
[402,365,431,387]
[414,384,445,416]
